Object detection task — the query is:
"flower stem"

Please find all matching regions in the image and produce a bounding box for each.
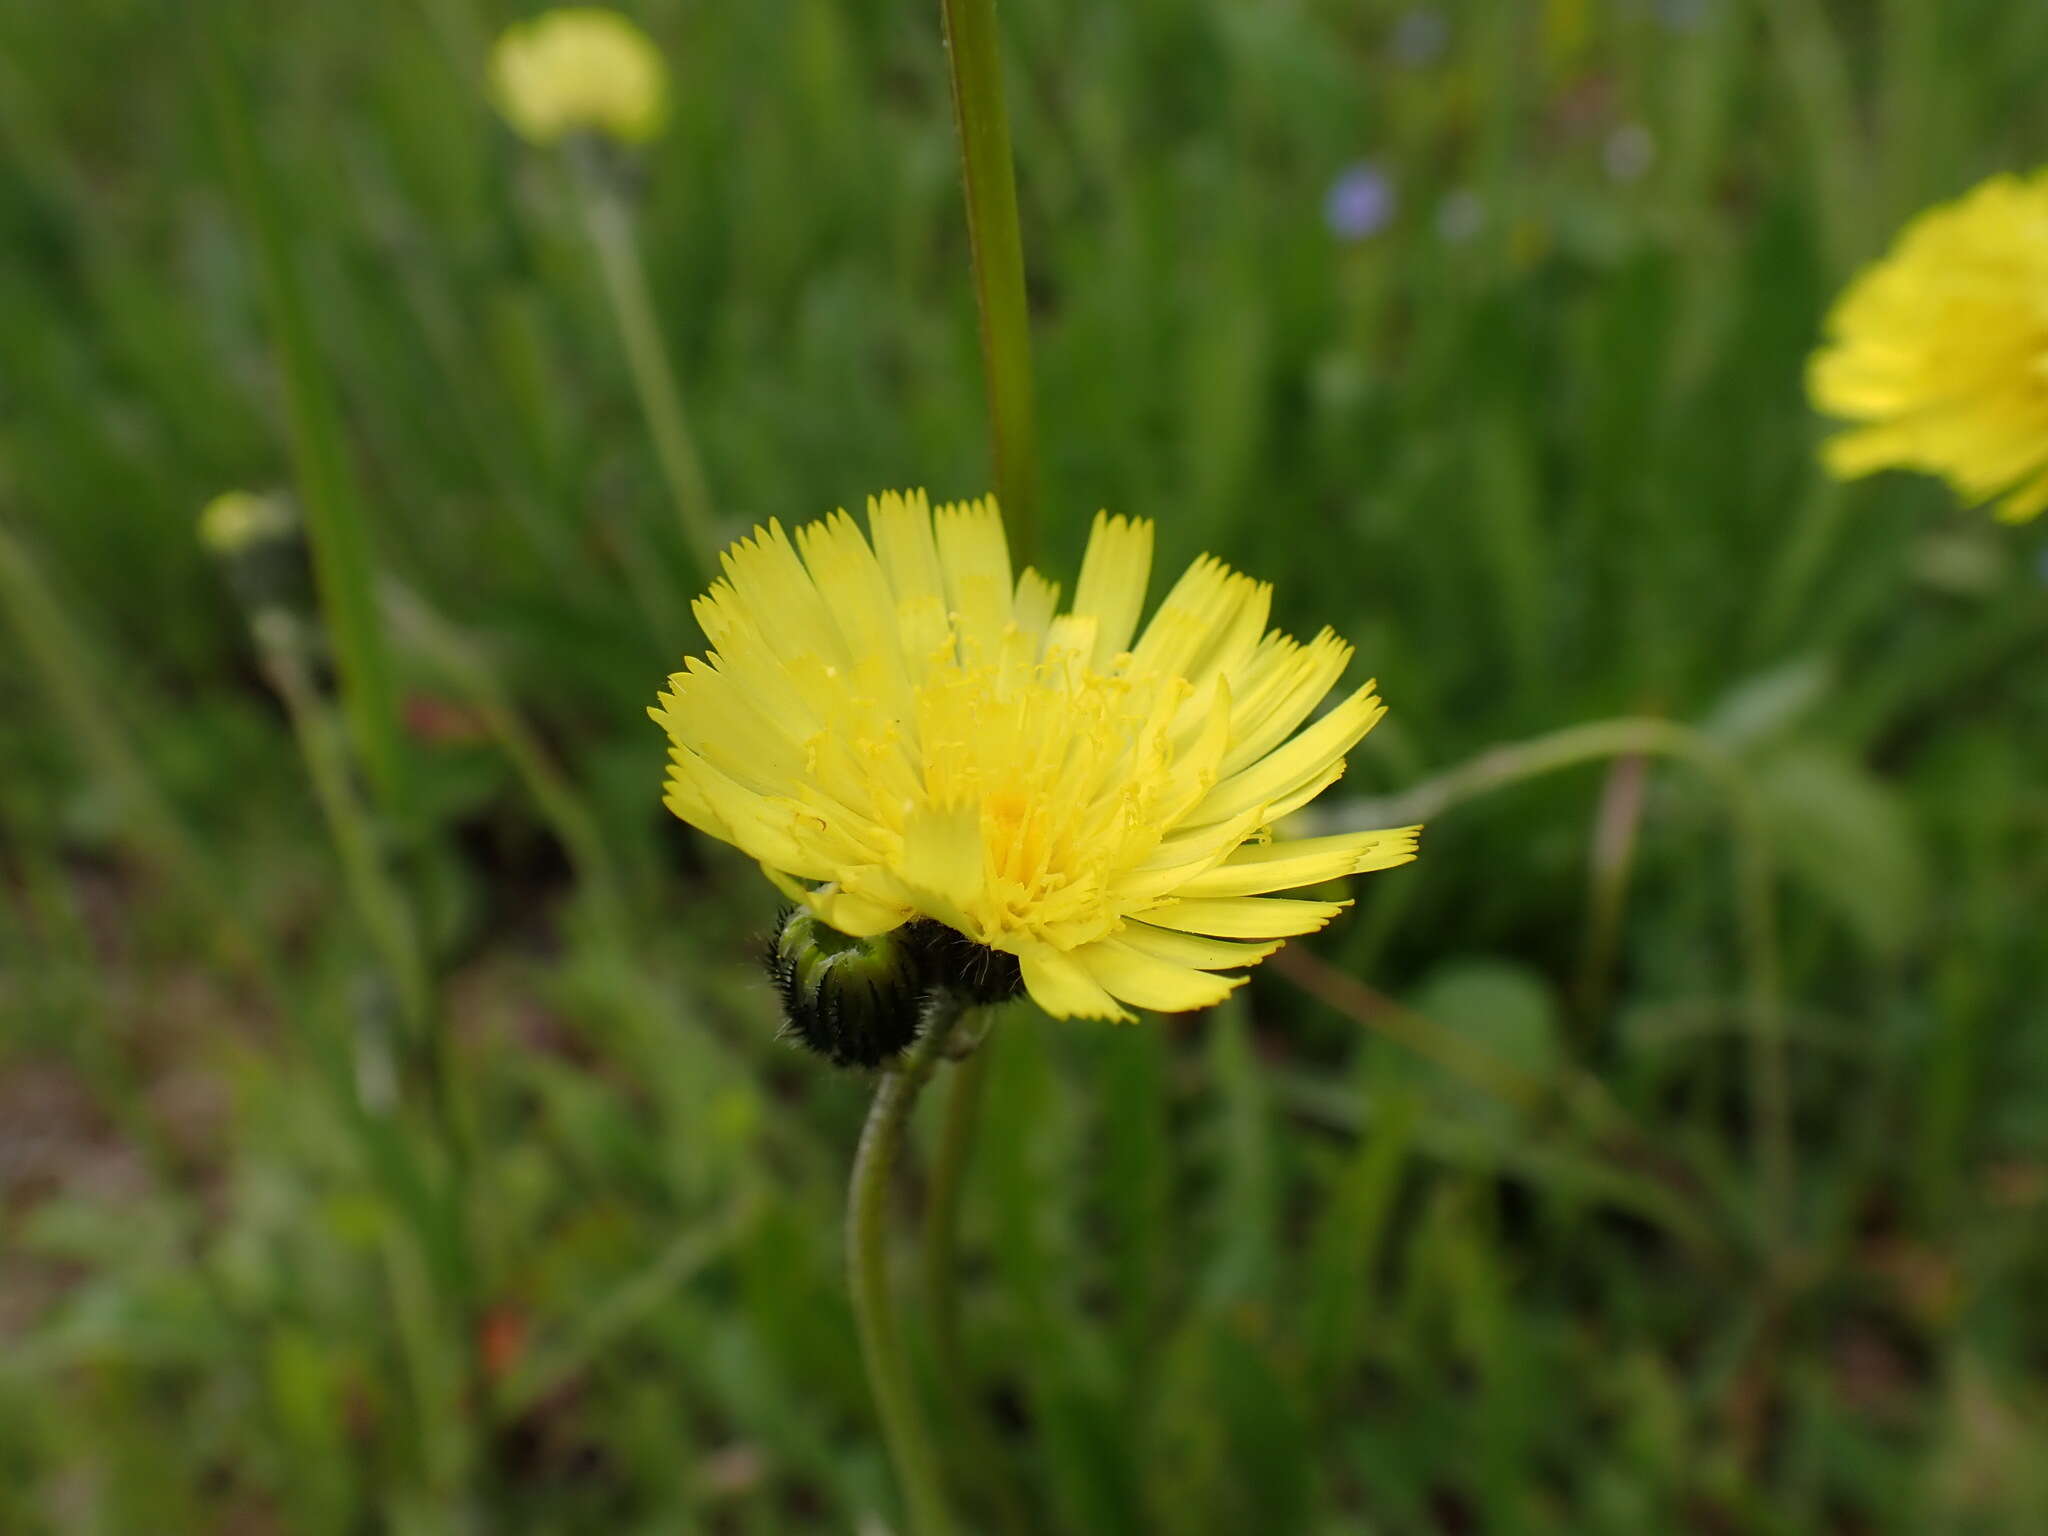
[255,612,434,1037]
[938,0,1040,564]
[573,150,722,579]
[848,996,971,1536]
[921,1041,1032,1536]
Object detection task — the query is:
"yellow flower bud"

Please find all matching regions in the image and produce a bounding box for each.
[197,491,294,555]
[490,8,668,148]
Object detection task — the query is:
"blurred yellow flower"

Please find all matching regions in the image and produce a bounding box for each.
[197,491,293,554]
[1809,172,2048,523]
[651,491,1418,1021]
[490,8,667,148]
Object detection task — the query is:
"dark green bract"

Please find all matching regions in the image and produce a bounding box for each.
[767,910,1022,1068]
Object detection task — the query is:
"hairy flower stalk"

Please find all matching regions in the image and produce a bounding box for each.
[845,994,976,1536]
[1810,169,2048,523]
[653,491,1419,1024]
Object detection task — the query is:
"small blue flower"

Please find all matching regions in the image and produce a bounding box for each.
[1325,163,1397,242]
[2034,542,2048,587]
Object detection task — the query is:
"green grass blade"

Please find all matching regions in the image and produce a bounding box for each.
[200,32,407,813]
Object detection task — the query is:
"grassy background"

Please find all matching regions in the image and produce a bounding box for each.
[4,0,2048,1530]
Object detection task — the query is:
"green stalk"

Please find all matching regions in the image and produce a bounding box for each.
[848,998,971,1536]
[921,1044,1031,1536]
[572,147,723,579]
[202,35,407,812]
[253,613,434,1061]
[939,0,1040,563]
[1328,717,1792,1250]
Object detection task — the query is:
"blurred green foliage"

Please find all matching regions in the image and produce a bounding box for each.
[3,0,2047,1531]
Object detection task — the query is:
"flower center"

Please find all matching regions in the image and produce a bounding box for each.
[879,646,1199,948]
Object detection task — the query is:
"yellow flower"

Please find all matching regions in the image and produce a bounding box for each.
[651,491,1419,1022]
[1809,171,2048,523]
[490,8,667,148]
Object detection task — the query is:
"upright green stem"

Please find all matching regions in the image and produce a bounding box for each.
[922,1044,1031,1536]
[939,0,1040,562]
[574,151,722,578]
[255,605,480,1188]
[848,997,971,1536]
[255,612,433,1037]
[1328,717,1792,1250]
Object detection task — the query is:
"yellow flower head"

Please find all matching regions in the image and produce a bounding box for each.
[651,492,1419,1022]
[1809,171,2048,523]
[490,8,667,148]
